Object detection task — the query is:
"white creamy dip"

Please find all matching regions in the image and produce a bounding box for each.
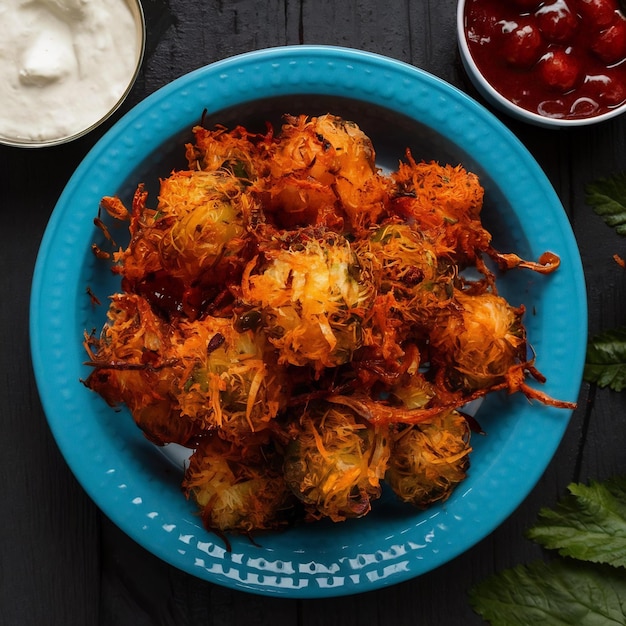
[0,0,142,145]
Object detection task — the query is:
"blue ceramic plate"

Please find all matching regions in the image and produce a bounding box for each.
[30,46,586,598]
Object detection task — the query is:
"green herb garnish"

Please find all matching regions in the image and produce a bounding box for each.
[585,327,626,392]
[585,171,626,236]
[469,477,626,625]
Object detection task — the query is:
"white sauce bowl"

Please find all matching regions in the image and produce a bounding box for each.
[0,0,145,147]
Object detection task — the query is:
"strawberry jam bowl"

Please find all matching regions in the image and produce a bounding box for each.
[458,0,626,127]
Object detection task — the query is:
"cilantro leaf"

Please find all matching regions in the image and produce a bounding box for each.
[469,559,626,626]
[526,477,626,568]
[584,326,626,391]
[586,171,626,236]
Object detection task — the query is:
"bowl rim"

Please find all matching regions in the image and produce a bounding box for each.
[0,0,147,149]
[456,0,626,127]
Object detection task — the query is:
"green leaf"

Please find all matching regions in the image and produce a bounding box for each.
[469,559,626,626]
[584,326,626,391]
[527,477,626,568]
[586,172,626,236]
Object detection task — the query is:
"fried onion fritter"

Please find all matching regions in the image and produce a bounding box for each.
[85,113,574,539]
[283,402,391,522]
[386,409,472,508]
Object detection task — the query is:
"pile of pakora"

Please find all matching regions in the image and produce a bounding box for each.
[83,114,574,540]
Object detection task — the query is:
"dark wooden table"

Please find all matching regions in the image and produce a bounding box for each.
[2,1,625,624]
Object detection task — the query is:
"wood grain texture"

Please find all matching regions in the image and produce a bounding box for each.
[2,0,625,624]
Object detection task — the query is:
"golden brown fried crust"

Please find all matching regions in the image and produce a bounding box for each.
[84,114,572,535]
